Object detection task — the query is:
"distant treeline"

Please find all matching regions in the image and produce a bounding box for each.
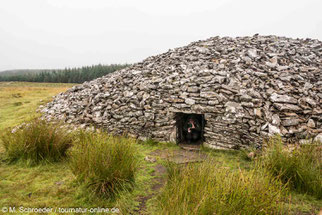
[0,64,129,83]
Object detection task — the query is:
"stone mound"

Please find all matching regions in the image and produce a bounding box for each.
[42,35,322,149]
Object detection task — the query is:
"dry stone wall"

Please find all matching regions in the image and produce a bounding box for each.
[42,35,322,149]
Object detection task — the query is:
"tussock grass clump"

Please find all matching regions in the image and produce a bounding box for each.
[141,138,159,146]
[259,137,322,199]
[0,119,73,165]
[69,131,139,199]
[157,159,286,215]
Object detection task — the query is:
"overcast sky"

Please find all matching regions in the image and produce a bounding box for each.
[0,0,321,71]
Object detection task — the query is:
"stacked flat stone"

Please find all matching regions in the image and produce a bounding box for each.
[41,35,322,149]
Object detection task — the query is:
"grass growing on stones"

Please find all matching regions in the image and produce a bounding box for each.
[156,158,287,215]
[69,131,140,199]
[1,119,74,165]
[259,136,322,199]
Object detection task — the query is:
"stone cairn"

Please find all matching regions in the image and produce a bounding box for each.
[42,35,322,149]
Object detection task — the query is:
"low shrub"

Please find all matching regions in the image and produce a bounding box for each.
[0,119,73,165]
[259,136,322,199]
[157,159,287,215]
[69,131,139,199]
[13,102,23,106]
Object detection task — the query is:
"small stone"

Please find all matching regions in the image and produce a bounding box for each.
[247,152,256,160]
[304,82,313,90]
[225,101,242,113]
[123,91,134,97]
[254,108,262,118]
[274,103,301,112]
[270,93,297,104]
[200,91,217,98]
[271,114,281,126]
[185,98,195,105]
[208,100,219,105]
[268,124,281,136]
[241,94,252,102]
[305,97,316,107]
[247,49,257,58]
[55,181,64,185]
[142,93,150,101]
[266,62,276,68]
[282,118,300,127]
[144,156,156,163]
[187,87,199,93]
[314,133,322,143]
[270,56,278,65]
[280,126,288,136]
[299,139,313,145]
[261,122,268,130]
[307,119,315,128]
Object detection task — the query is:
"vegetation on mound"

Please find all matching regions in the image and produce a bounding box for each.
[69,131,139,199]
[259,136,322,199]
[1,119,73,165]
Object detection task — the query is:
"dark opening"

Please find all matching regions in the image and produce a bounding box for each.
[176,113,205,145]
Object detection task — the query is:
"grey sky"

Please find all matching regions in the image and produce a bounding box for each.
[0,0,321,71]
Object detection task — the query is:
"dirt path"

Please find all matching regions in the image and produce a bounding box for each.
[150,148,207,164]
[137,163,167,214]
[136,147,207,214]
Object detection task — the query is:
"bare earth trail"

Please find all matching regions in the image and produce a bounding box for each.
[137,147,207,214]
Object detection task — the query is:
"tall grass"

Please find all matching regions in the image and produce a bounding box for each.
[157,159,287,215]
[0,119,73,165]
[69,131,139,199]
[259,137,322,199]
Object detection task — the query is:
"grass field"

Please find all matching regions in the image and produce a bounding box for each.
[0,82,75,131]
[0,82,321,214]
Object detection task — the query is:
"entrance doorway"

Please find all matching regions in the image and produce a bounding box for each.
[175,113,205,145]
